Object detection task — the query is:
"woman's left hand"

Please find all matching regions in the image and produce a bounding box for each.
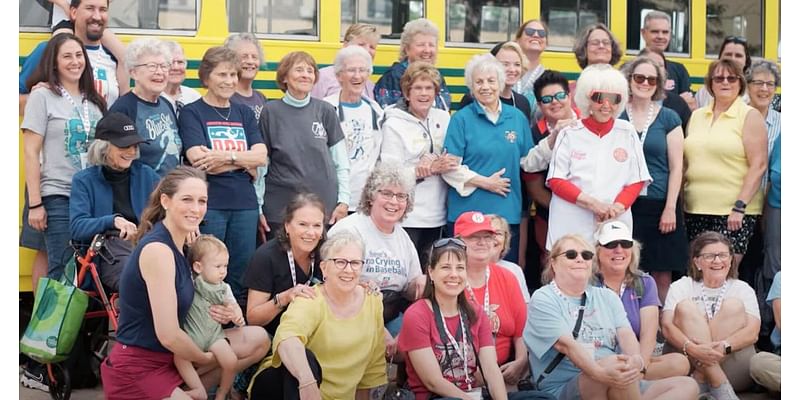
[208,303,238,325]
[499,358,528,384]
[329,203,349,225]
[659,207,677,233]
[727,212,744,231]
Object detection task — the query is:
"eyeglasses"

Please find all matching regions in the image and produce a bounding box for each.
[748,80,776,89]
[135,62,171,72]
[588,39,612,48]
[712,75,739,84]
[523,27,547,38]
[344,67,369,76]
[589,91,622,105]
[555,249,594,261]
[326,257,365,271]
[377,189,409,202]
[632,74,658,86]
[539,91,568,104]
[698,252,732,262]
[601,240,634,250]
[433,238,467,250]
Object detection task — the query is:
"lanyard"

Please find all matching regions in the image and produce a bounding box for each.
[700,280,728,320]
[287,249,314,287]
[58,85,92,139]
[439,307,472,390]
[466,267,491,317]
[417,118,435,154]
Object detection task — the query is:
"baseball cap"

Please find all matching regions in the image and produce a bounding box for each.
[454,211,496,237]
[94,112,147,148]
[595,220,633,245]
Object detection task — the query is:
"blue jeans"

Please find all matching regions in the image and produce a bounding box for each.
[42,195,72,279]
[201,208,259,302]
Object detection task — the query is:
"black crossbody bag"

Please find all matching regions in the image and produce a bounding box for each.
[431,299,489,398]
[533,293,587,390]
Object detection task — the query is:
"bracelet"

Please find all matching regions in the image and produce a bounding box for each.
[731,207,746,214]
[297,380,316,389]
[28,202,43,210]
[682,339,692,356]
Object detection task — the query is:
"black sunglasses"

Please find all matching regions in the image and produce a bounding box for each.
[723,35,748,45]
[523,27,547,38]
[601,240,634,250]
[433,237,467,250]
[539,91,568,104]
[556,249,594,261]
[632,74,657,86]
[712,75,739,84]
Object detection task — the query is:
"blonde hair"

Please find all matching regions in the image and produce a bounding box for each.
[188,234,228,266]
[344,23,380,44]
[495,41,529,74]
[542,234,594,284]
[487,214,511,259]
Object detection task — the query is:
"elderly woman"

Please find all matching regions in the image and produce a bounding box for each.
[694,36,753,109]
[69,113,160,290]
[162,40,201,115]
[574,23,622,70]
[22,33,106,279]
[178,46,267,303]
[683,59,767,270]
[102,167,270,399]
[248,231,388,399]
[374,18,451,110]
[661,231,761,398]
[312,23,380,100]
[454,211,529,387]
[443,54,533,263]
[380,61,457,269]
[619,57,687,304]
[328,163,425,339]
[109,38,182,177]
[260,51,350,233]
[514,19,548,113]
[746,60,781,169]
[322,46,384,214]
[460,42,532,122]
[545,64,651,249]
[524,234,698,399]
[244,192,326,336]
[593,221,690,380]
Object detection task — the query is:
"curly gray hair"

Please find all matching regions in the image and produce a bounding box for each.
[464,53,506,96]
[224,32,265,66]
[357,162,416,219]
[747,58,780,87]
[125,38,172,72]
[400,18,439,60]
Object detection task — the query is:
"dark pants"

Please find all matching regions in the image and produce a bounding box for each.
[405,226,443,272]
[250,348,323,399]
[42,195,72,278]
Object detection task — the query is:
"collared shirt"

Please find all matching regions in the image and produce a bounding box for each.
[762,108,780,189]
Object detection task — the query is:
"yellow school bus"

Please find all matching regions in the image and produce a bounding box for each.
[19,0,780,291]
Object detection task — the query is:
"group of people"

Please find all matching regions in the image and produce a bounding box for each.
[19,0,781,399]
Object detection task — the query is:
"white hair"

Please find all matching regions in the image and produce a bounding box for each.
[333,45,373,75]
[574,64,629,118]
[224,32,265,65]
[125,38,172,72]
[86,139,141,167]
[400,18,439,60]
[464,53,506,94]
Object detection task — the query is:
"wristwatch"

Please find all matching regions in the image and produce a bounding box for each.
[723,340,732,355]
[734,200,747,210]
[229,151,237,164]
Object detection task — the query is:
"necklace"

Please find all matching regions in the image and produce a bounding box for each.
[210,105,232,121]
[700,280,728,320]
[550,281,585,318]
[626,102,656,144]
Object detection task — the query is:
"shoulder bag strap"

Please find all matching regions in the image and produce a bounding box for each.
[535,292,587,389]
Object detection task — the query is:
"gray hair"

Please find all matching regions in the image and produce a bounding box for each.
[125,38,172,72]
[357,162,416,219]
[333,45,373,75]
[573,23,622,69]
[464,53,506,95]
[621,56,666,101]
[643,10,671,28]
[400,18,439,60]
[320,230,365,260]
[224,32,265,65]
[161,40,184,57]
[747,58,781,87]
[86,138,140,167]
[574,64,629,117]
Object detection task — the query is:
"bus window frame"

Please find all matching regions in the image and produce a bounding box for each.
[233,0,320,40]
[443,0,522,47]
[539,0,611,53]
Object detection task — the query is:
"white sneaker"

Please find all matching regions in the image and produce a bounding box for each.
[20,362,49,392]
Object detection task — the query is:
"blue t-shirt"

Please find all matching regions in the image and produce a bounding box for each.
[20,41,48,94]
[768,134,781,208]
[444,101,533,223]
[110,92,182,176]
[767,271,781,351]
[620,107,681,200]
[593,273,660,338]
[178,99,262,210]
[116,221,194,353]
[524,284,631,396]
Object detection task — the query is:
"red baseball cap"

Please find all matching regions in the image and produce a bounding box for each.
[454,211,496,237]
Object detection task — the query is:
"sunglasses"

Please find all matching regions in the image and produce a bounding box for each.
[523,27,547,38]
[712,75,739,84]
[601,240,634,250]
[589,91,622,105]
[723,35,748,45]
[433,237,467,250]
[540,91,568,104]
[555,249,594,261]
[632,74,657,86]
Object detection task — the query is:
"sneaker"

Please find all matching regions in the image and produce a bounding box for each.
[20,361,49,392]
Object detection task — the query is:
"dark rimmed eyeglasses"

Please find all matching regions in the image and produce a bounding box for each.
[523,27,547,38]
[632,74,657,86]
[377,189,409,202]
[539,91,568,104]
[698,252,732,262]
[432,237,467,250]
[712,75,739,84]
[326,258,365,270]
[555,249,594,261]
[748,80,776,89]
[601,240,634,250]
[589,91,622,105]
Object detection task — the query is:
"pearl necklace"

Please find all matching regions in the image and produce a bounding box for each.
[626,102,656,144]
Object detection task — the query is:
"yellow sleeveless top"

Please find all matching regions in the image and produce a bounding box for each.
[684,97,764,215]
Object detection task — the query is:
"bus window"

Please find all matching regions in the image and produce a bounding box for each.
[19,0,51,29]
[626,1,690,55]
[445,0,520,45]
[109,0,197,31]
[229,0,318,37]
[341,0,424,40]
[706,0,763,57]
[541,0,608,50]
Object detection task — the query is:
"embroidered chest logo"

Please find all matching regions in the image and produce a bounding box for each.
[570,150,587,160]
[311,121,327,139]
[613,148,628,162]
[504,130,517,143]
